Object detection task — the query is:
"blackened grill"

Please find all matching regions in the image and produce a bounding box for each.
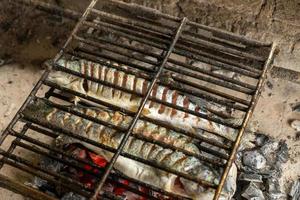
[0,0,276,200]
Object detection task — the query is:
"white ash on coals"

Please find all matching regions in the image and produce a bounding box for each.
[233,132,290,200]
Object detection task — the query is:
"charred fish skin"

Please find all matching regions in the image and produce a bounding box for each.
[48,58,237,141]
[23,99,237,199]
[24,98,200,154]
[23,99,219,188]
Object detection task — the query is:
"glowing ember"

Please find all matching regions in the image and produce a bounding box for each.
[61,143,172,200]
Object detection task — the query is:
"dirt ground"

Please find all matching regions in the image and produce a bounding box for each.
[0,0,299,199]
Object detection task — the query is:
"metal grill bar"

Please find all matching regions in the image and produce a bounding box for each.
[38,97,228,162]
[212,44,277,200]
[1,1,275,200]
[91,17,188,199]
[89,8,267,64]
[79,32,257,90]
[10,128,190,200]
[44,80,233,146]
[0,174,57,200]
[82,20,262,78]
[21,114,217,189]
[66,49,249,112]
[74,35,256,95]
[51,64,239,130]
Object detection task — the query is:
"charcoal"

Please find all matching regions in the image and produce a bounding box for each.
[239,173,263,183]
[242,182,265,200]
[267,192,286,200]
[260,141,279,164]
[39,155,63,172]
[61,192,86,200]
[289,179,300,200]
[243,150,267,170]
[266,178,281,194]
[25,177,56,197]
[255,133,270,147]
[276,141,289,163]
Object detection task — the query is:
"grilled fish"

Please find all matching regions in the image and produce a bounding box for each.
[23,98,236,199]
[48,58,237,141]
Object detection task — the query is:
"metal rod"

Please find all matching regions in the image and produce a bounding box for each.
[44,78,234,144]
[82,20,262,78]
[80,32,257,90]
[22,115,217,190]
[51,64,239,129]
[91,18,188,199]
[40,97,229,161]
[53,0,98,62]
[0,146,93,196]
[106,0,271,47]
[89,8,265,63]
[87,17,263,74]
[0,125,29,169]
[67,49,249,112]
[0,70,50,147]
[47,90,233,149]
[10,129,184,200]
[0,174,57,200]
[23,124,192,200]
[87,13,264,72]
[75,34,257,94]
[213,44,276,200]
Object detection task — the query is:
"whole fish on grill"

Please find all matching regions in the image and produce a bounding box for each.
[23,98,237,200]
[47,58,237,141]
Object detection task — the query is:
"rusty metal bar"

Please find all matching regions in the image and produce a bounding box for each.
[33,97,228,162]
[91,18,188,199]
[21,115,217,190]
[105,0,271,47]
[0,70,51,146]
[86,11,265,71]
[82,20,262,78]
[50,63,239,129]
[0,147,93,195]
[80,32,257,90]
[0,150,92,197]
[10,128,190,200]
[213,44,276,200]
[44,76,234,146]
[68,48,249,111]
[0,174,57,200]
[74,34,256,95]
[89,8,266,62]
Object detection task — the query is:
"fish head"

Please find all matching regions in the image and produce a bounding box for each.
[22,98,55,120]
[48,58,83,88]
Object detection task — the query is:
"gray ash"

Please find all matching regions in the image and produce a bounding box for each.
[234,133,289,200]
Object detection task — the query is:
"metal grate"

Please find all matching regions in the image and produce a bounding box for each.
[0,0,276,200]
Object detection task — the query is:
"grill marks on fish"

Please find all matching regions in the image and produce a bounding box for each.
[23,99,219,185]
[49,59,237,141]
[60,59,207,118]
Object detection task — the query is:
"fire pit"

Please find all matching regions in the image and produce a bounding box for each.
[0,0,276,199]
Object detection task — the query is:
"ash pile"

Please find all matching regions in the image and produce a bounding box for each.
[233,132,295,200]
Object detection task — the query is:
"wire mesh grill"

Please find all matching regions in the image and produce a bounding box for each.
[0,0,276,200]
